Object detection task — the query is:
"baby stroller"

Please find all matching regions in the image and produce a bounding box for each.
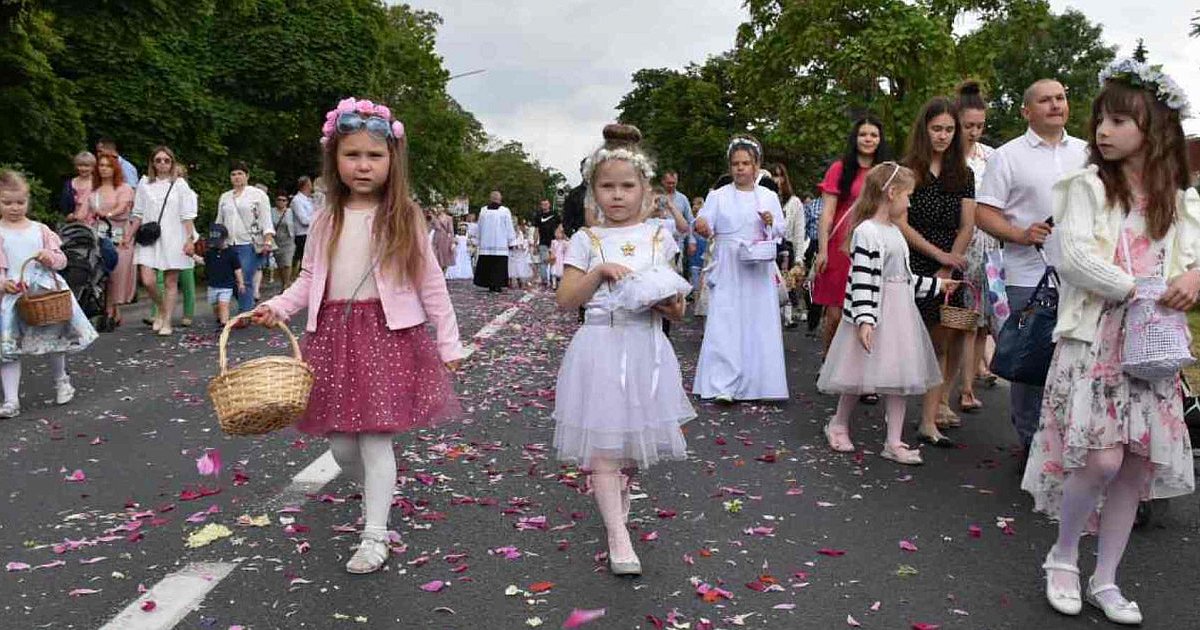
[58,218,117,331]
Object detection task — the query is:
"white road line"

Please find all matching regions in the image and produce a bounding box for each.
[99,562,235,630]
[101,290,538,629]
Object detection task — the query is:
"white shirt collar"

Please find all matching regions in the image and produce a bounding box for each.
[1022,126,1075,148]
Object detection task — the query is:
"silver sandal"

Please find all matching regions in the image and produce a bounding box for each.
[345,535,389,574]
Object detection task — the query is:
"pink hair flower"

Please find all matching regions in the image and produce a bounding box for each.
[335,97,358,114]
[391,121,405,139]
[325,109,338,122]
[321,120,335,136]
[375,105,392,120]
[355,99,376,115]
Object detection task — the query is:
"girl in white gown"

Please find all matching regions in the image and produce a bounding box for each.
[693,136,787,402]
[444,225,473,280]
[553,124,694,577]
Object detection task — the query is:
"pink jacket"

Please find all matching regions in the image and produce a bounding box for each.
[0,223,68,276]
[264,210,466,362]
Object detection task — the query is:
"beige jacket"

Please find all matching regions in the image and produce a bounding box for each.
[1052,166,1200,343]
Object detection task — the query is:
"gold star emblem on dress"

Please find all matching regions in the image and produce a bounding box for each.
[620,241,636,256]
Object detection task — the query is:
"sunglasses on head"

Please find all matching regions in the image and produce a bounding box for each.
[336,112,396,140]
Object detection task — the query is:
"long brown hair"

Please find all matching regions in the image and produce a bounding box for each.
[902,97,971,194]
[1088,81,1190,240]
[92,152,125,189]
[320,128,427,286]
[842,162,916,253]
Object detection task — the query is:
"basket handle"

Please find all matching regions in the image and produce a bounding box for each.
[943,279,980,304]
[217,312,303,374]
[18,257,62,291]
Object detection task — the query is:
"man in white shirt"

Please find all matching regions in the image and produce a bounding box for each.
[975,79,1089,454]
[661,171,693,271]
[290,176,315,273]
[472,191,517,292]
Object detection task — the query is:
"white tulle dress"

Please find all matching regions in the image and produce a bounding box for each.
[553,223,695,469]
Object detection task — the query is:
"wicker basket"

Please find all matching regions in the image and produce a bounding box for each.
[939,282,980,331]
[208,314,314,435]
[16,258,73,326]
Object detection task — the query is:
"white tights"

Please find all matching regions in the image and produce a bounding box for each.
[1049,446,1150,605]
[589,458,636,562]
[328,433,396,539]
[830,393,908,447]
[1,355,67,405]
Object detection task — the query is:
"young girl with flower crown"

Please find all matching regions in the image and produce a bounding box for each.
[553,124,695,576]
[252,97,464,574]
[1022,60,1198,625]
[816,163,958,465]
[0,170,97,419]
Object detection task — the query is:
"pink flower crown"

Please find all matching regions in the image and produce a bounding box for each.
[320,97,406,147]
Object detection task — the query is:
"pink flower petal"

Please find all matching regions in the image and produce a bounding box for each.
[64,469,86,482]
[141,600,156,612]
[420,580,446,592]
[562,608,606,628]
[911,624,941,630]
[5,562,30,572]
[817,548,846,557]
[196,449,222,477]
[847,614,861,627]
[68,588,102,597]
[899,540,919,552]
[968,524,983,538]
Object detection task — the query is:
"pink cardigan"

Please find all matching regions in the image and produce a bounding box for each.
[263,210,465,362]
[0,223,68,276]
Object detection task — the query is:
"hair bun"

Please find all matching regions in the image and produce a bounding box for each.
[603,123,643,149]
[957,80,982,98]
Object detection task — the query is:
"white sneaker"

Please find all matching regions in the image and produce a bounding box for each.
[0,401,19,418]
[55,378,75,405]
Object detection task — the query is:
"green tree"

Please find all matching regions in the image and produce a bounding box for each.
[464,140,564,222]
[1132,38,1148,62]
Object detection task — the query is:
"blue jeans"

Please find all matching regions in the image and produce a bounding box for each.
[231,244,263,312]
[1004,285,1044,450]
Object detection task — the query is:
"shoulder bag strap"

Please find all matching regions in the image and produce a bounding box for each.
[155,180,176,224]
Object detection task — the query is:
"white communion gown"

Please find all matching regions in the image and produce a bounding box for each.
[444,234,473,280]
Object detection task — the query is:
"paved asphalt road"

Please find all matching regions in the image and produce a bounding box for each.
[1,282,1197,630]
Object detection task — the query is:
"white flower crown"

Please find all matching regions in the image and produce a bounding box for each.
[1098,58,1191,118]
[582,148,656,184]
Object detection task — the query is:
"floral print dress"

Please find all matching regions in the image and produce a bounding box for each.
[1022,204,1195,519]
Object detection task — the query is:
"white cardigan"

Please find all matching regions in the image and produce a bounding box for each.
[1051,166,1200,343]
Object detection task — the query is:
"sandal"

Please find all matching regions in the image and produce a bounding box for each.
[917,430,956,448]
[880,443,923,465]
[935,404,962,428]
[959,393,983,412]
[823,421,855,453]
[345,535,389,574]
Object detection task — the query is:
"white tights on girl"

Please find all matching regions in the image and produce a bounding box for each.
[0,354,70,415]
[589,458,636,566]
[328,433,396,572]
[1046,447,1150,609]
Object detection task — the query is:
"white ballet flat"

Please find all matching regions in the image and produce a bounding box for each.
[1087,577,1142,625]
[609,553,642,577]
[1042,549,1082,616]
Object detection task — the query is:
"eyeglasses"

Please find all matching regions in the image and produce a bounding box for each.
[336,112,395,140]
[153,157,173,164]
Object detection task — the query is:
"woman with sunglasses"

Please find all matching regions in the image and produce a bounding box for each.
[129,146,197,336]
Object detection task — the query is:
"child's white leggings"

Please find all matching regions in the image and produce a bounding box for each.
[1,355,67,404]
[328,433,396,539]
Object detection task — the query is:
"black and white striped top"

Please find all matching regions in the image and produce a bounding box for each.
[841,219,942,326]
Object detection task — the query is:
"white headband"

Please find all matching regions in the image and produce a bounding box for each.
[582,147,655,184]
[726,137,762,161]
[881,162,902,190]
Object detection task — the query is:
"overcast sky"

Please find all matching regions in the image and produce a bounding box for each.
[407,0,1200,187]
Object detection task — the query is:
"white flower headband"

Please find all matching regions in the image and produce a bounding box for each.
[582,147,656,184]
[1098,58,1192,118]
[726,136,762,162]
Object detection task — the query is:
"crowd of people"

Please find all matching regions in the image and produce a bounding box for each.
[2,56,1198,627]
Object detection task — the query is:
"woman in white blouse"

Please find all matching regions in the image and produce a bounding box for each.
[215,162,275,313]
[129,146,197,336]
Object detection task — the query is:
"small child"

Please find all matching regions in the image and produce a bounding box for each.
[203,224,244,326]
[548,225,568,289]
[508,218,533,288]
[816,163,958,465]
[253,97,463,575]
[554,124,695,576]
[0,170,97,418]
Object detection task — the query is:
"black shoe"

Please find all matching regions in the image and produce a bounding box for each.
[860,394,879,405]
[917,432,956,448]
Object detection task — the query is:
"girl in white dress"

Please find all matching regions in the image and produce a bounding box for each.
[444,224,474,280]
[693,136,787,402]
[816,163,958,464]
[0,171,97,418]
[507,218,534,287]
[554,124,695,577]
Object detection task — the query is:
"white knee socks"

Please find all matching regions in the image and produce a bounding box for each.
[1094,456,1150,591]
[884,395,906,447]
[328,433,396,539]
[49,353,67,381]
[1,361,19,405]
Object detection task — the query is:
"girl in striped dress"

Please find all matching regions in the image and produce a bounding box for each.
[816,163,958,464]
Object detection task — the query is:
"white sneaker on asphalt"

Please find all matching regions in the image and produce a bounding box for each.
[55,378,75,405]
[0,401,19,418]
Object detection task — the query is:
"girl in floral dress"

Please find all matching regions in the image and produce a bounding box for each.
[1022,60,1199,625]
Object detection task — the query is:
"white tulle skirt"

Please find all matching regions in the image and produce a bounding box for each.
[817,281,942,396]
[553,311,695,469]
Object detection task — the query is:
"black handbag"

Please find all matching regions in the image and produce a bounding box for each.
[134,179,176,246]
[990,265,1059,387]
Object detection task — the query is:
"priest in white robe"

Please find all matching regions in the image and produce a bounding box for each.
[472,190,517,292]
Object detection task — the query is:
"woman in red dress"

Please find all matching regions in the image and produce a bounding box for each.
[812,116,891,351]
